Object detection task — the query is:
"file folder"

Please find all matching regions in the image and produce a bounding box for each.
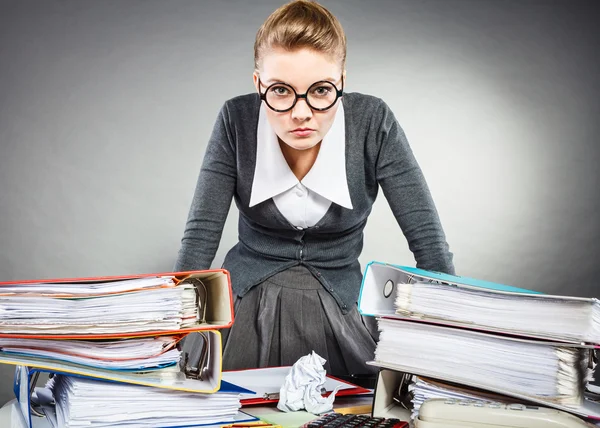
[3,330,227,394]
[0,335,185,371]
[14,365,258,428]
[371,369,412,420]
[371,366,600,422]
[0,269,234,339]
[368,318,600,421]
[358,261,539,318]
[358,261,600,346]
[221,366,371,406]
[359,261,600,422]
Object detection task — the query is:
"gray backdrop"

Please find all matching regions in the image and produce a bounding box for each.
[0,0,599,404]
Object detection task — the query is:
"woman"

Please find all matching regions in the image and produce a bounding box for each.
[174,0,455,376]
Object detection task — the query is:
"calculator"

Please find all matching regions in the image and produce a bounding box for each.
[302,413,409,428]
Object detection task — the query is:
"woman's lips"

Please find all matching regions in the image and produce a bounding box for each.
[291,128,315,137]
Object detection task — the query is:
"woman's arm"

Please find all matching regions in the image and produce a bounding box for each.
[174,103,237,272]
[375,101,455,275]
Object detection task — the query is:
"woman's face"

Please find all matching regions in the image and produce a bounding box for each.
[254,47,344,151]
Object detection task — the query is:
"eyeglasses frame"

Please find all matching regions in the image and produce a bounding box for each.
[258,76,344,113]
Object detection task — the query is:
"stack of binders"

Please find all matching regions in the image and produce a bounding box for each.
[357,261,600,425]
[0,269,259,427]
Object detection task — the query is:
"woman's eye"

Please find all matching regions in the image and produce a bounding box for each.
[312,86,331,96]
[271,86,290,96]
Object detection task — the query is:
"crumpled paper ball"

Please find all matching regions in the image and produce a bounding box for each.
[277,351,341,414]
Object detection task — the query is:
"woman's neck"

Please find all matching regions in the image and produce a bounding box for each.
[278,138,321,181]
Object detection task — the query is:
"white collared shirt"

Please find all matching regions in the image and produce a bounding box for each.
[249,101,353,229]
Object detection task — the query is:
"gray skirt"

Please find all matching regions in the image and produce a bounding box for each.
[221,265,379,376]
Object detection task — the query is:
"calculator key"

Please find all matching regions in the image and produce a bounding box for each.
[303,414,408,428]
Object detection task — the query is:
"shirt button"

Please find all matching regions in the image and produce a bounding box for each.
[296,226,303,230]
[295,189,303,197]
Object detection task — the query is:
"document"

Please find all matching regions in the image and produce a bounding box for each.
[0,276,177,296]
[222,366,369,405]
[0,276,199,335]
[373,318,593,407]
[395,281,600,344]
[4,330,225,393]
[0,336,182,370]
[42,375,247,428]
[407,376,518,420]
[360,262,600,421]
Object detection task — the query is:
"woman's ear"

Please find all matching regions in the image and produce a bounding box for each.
[252,72,261,93]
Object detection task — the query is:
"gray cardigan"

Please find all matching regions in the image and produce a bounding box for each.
[174,92,455,314]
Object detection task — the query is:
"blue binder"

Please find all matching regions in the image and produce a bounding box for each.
[357,261,542,318]
[14,365,257,428]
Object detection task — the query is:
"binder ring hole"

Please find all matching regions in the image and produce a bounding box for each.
[383,279,394,298]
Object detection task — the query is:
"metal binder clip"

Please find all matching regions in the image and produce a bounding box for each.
[180,331,210,380]
[588,348,598,370]
[28,371,47,418]
[263,387,326,401]
[181,277,208,324]
[392,372,414,410]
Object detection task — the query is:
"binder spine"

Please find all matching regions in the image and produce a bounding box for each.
[592,303,600,344]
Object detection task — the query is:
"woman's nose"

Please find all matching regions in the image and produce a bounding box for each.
[291,98,312,121]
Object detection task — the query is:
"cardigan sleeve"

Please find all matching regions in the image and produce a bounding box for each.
[174,103,237,272]
[375,100,456,275]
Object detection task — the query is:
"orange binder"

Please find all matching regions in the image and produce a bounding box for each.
[0,269,234,339]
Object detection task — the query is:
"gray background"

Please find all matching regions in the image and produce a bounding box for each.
[0,0,599,404]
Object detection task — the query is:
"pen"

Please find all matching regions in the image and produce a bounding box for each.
[227,422,279,428]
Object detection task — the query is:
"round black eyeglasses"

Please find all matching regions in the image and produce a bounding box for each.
[259,77,344,112]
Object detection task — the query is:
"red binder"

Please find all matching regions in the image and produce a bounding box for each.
[0,268,234,339]
[221,366,372,406]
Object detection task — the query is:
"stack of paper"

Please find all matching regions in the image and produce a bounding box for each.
[3,334,224,394]
[1,270,253,427]
[395,281,600,343]
[374,318,592,406]
[0,276,199,334]
[0,336,181,370]
[408,376,519,420]
[359,262,600,422]
[41,375,244,428]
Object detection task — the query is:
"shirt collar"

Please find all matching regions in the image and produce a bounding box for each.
[249,101,353,209]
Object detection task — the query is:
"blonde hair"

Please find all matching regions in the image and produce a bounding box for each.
[254,0,347,70]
